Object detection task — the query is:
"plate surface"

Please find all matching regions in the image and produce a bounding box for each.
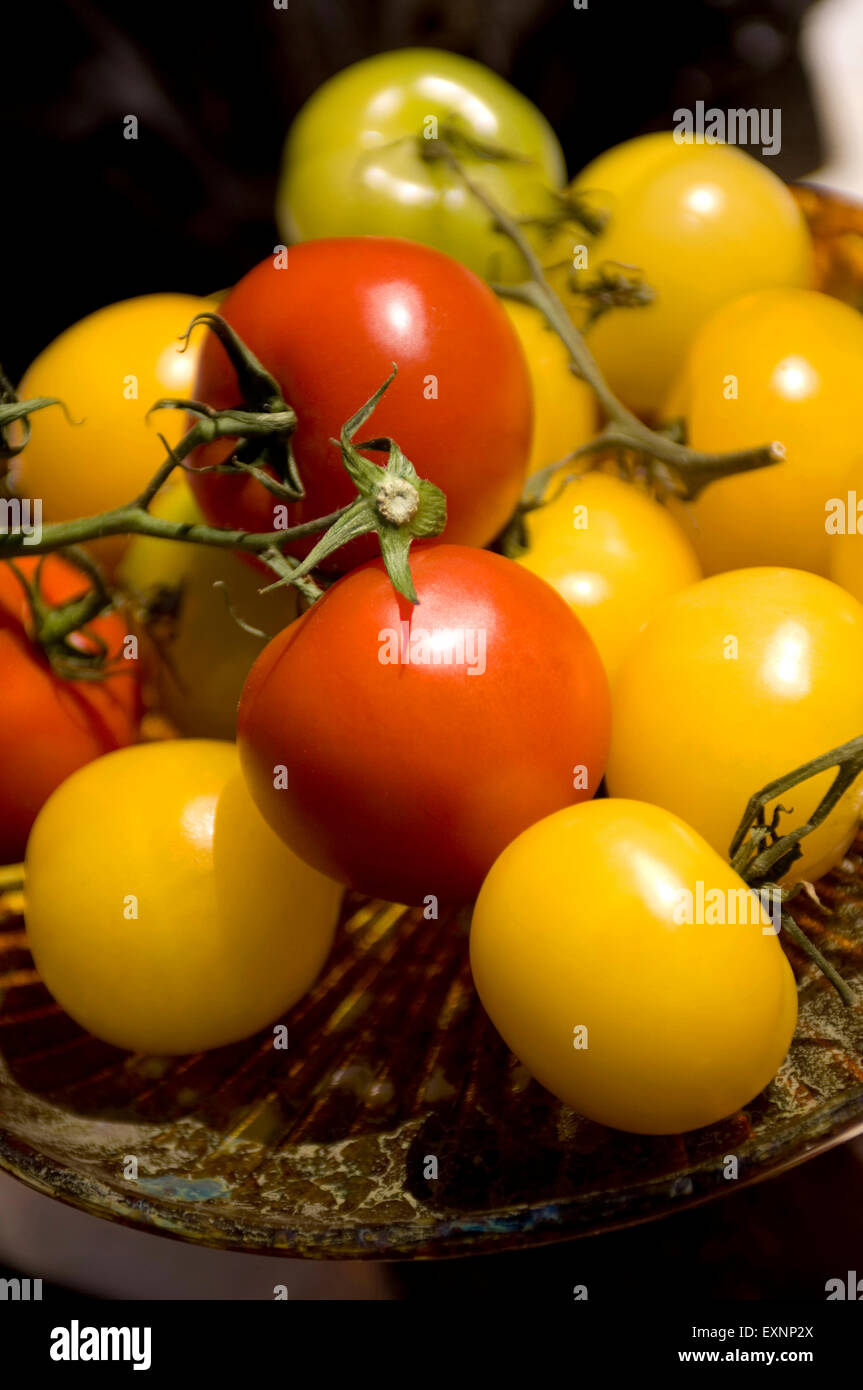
[2,839,863,1259]
[3,186,863,1260]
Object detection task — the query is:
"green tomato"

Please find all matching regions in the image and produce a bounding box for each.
[277,48,566,283]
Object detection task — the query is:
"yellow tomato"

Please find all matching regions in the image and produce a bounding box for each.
[517,473,701,681]
[548,135,813,417]
[119,480,296,739]
[666,288,863,576]
[25,741,342,1054]
[571,132,676,211]
[606,567,863,883]
[501,299,596,474]
[12,293,217,572]
[471,798,797,1134]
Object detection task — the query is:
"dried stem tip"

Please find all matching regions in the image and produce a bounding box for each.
[376,475,420,526]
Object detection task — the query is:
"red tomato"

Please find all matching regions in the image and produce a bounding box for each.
[0,557,141,862]
[237,545,610,905]
[189,238,533,567]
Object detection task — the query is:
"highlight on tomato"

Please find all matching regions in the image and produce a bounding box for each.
[666,287,863,577]
[237,545,611,906]
[189,238,533,569]
[0,555,141,863]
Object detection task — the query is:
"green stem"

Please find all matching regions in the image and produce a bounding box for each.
[730,733,863,1006]
[779,910,856,1008]
[730,734,863,884]
[0,501,352,560]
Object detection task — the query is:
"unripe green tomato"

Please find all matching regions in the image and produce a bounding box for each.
[277,49,566,283]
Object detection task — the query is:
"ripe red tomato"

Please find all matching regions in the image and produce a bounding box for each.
[0,556,141,862]
[189,239,533,567]
[237,545,610,905]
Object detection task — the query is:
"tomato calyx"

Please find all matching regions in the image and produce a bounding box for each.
[262,367,446,605]
[1,323,443,605]
[571,260,656,328]
[418,119,533,171]
[527,186,610,240]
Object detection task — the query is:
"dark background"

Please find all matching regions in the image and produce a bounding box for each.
[3,0,820,380]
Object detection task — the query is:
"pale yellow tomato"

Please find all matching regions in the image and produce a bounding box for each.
[548,135,813,417]
[501,298,596,475]
[12,293,217,572]
[666,288,863,576]
[119,479,296,739]
[25,741,342,1055]
[471,798,798,1134]
[606,567,863,883]
[517,473,701,681]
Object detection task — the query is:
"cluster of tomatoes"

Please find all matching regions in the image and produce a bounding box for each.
[4,49,863,1137]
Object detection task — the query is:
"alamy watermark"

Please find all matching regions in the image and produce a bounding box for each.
[673,102,781,157]
[378,624,487,675]
[0,496,42,545]
[673,881,782,935]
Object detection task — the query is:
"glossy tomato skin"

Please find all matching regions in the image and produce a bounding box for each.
[471,798,798,1134]
[189,238,533,569]
[0,557,141,862]
[13,294,217,573]
[606,567,863,884]
[666,288,863,576]
[277,49,566,284]
[548,135,812,418]
[517,473,701,682]
[237,545,610,905]
[26,741,343,1054]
